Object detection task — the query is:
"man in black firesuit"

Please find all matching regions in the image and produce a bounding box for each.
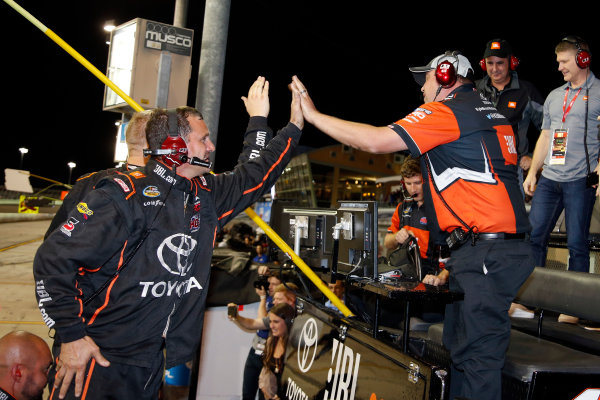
[33,76,303,399]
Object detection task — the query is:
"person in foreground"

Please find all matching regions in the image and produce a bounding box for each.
[0,331,53,400]
[291,49,534,400]
[33,76,303,399]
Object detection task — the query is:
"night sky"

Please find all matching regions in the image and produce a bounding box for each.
[2,0,596,188]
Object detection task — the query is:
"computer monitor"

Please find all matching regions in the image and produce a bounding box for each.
[269,200,338,271]
[333,201,378,279]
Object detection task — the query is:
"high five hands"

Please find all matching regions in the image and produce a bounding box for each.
[290,75,317,125]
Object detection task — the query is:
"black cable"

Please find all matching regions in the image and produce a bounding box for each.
[583,71,591,176]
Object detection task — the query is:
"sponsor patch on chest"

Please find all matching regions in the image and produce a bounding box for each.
[60,217,79,237]
[143,185,161,197]
[113,178,131,192]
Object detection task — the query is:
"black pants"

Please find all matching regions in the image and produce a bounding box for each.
[242,347,265,400]
[442,238,534,400]
[48,342,164,400]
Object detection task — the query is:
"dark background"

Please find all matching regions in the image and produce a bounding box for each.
[2,0,596,186]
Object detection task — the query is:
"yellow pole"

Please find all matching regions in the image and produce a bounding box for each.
[3,0,143,113]
[45,30,144,113]
[3,0,354,317]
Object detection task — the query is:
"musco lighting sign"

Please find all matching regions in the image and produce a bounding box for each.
[144,21,193,56]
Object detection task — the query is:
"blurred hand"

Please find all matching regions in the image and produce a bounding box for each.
[523,172,537,197]
[422,269,449,286]
[242,76,269,118]
[519,155,532,171]
[55,336,109,399]
[395,228,414,246]
[257,265,269,276]
[227,303,238,321]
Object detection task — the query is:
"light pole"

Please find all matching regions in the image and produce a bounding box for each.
[67,162,76,185]
[18,147,28,169]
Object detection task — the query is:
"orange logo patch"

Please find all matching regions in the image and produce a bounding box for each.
[508,101,517,108]
[130,171,146,179]
[491,41,501,50]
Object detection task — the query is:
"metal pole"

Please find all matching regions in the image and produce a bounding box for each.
[173,0,188,28]
[195,0,231,165]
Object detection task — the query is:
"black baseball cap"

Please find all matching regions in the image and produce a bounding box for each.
[483,39,513,59]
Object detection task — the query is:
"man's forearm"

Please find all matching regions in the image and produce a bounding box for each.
[310,112,406,154]
[234,315,266,331]
[257,296,267,319]
[384,233,398,250]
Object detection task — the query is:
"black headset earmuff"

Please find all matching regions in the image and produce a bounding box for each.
[436,51,460,88]
[562,36,591,69]
[159,108,189,168]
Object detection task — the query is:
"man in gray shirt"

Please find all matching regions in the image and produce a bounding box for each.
[524,36,600,277]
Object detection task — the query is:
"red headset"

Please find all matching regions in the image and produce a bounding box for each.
[142,108,189,168]
[562,36,591,69]
[435,51,461,88]
[143,108,212,169]
[160,109,189,167]
[479,55,520,71]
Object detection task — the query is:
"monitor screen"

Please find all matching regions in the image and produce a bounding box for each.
[334,201,379,279]
[269,200,337,271]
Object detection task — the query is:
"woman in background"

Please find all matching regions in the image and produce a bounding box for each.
[259,303,295,400]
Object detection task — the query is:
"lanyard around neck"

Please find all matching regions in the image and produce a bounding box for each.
[562,87,582,123]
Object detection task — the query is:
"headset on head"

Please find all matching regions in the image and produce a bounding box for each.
[562,36,592,69]
[143,108,190,168]
[435,51,461,88]
[478,40,520,72]
[143,108,212,169]
[479,55,520,72]
[160,108,189,168]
